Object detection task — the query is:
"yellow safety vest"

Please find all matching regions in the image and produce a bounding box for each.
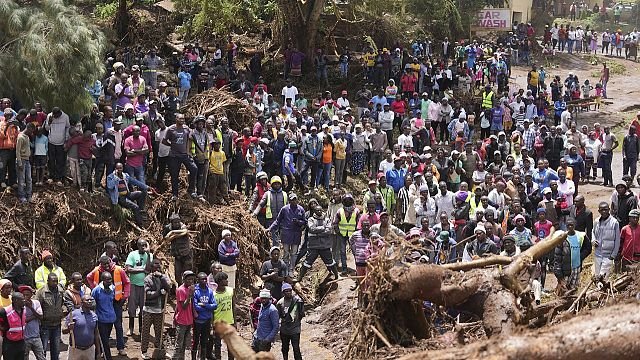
[265,192,288,219]
[482,91,494,109]
[338,208,357,237]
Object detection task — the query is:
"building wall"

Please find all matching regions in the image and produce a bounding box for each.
[511,0,534,24]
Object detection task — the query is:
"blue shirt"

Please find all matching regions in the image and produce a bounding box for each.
[91,284,116,323]
[178,71,192,89]
[567,234,582,269]
[193,284,217,323]
[385,168,407,192]
[255,302,280,341]
[68,309,98,348]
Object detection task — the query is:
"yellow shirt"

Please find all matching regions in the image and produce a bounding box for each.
[364,52,375,67]
[209,150,226,175]
[0,295,11,308]
[213,287,234,325]
[334,139,346,160]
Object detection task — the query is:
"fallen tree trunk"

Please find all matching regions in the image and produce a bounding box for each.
[214,321,275,360]
[399,301,640,360]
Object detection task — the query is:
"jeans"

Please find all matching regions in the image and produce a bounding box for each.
[179,88,189,104]
[0,149,16,186]
[94,158,111,188]
[337,235,348,272]
[16,159,32,201]
[196,160,209,195]
[97,322,114,360]
[302,161,319,188]
[25,336,46,360]
[48,144,66,181]
[339,62,349,77]
[40,324,61,360]
[281,332,302,360]
[118,190,147,224]
[601,151,613,186]
[318,163,331,189]
[623,157,637,179]
[125,164,145,183]
[334,158,346,185]
[283,243,299,273]
[168,155,198,196]
[244,174,256,197]
[79,158,93,189]
[568,39,575,53]
[192,322,210,360]
[172,324,192,360]
[114,301,125,350]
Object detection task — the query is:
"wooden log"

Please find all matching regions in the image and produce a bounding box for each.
[399,302,640,360]
[442,255,513,271]
[214,321,275,360]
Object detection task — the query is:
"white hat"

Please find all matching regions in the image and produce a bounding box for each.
[474,225,486,234]
[259,289,271,298]
[221,229,232,238]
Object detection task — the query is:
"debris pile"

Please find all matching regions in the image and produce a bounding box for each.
[181,86,257,130]
[0,187,269,291]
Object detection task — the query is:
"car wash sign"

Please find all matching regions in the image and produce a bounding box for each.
[476,9,511,30]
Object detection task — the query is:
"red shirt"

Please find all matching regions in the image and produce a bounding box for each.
[124,136,148,167]
[390,100,406,116]
[620,224,640,261]
[66,135,95,160]
[175,285,194,326]
[400,74,417,92]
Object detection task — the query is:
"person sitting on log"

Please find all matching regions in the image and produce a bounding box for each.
[462,225,499,262]
[106,162,149,226]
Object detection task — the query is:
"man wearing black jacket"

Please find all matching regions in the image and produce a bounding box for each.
[544,127,565,170]
[4,247,35,290]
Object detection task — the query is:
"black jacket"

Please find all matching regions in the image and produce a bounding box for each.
[554,231,591,279]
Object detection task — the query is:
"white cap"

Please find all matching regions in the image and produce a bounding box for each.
[221,229,231,238]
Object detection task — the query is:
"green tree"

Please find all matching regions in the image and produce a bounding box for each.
[0,0,106,115]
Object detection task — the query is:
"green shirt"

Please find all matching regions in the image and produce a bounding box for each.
[214,287,234,324]
[125,251,152,286]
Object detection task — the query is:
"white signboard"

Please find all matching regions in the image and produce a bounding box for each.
[476,9,512,30]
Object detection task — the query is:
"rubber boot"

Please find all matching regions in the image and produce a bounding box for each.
[328,264,339,280]
[296,266,309,282]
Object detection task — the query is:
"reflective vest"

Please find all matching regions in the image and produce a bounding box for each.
[93,267,124,301]
[338,208,358,237]
[265,191,288,219]
[4,305,25,341]
[482,91,494,109]
[0,121,19,150]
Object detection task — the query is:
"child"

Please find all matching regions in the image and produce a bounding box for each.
[595,83,603,109]
[66,129,96,191]
[244,143,257,197]
[454,130,465,152]
[33,127,48,186]
[581,80,593,99]
[64,128,81,188]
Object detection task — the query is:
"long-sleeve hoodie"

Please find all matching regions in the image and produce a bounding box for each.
[193,284,217,323]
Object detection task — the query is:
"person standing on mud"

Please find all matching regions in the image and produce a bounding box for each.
[276,283,304,360]
[163,213,193,285]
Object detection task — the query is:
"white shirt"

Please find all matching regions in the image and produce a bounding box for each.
[557,179,576,206]
[336,97,350,109]
[281,85,298,101]
[434,191,455,219]
[396,134,414,152]
[155,128,171,157]
[561,110,572,132]
[379,159,394,174]
[488,189,506,210]
[551,27,559,40]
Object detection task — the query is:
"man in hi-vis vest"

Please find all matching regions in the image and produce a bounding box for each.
[332,194,361,275]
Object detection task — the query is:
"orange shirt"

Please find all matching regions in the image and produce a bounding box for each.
[322,143,333,164]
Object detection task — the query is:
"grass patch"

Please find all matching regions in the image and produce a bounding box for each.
[590,59,626,77]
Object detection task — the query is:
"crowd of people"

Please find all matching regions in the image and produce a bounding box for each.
[1,23,640,359]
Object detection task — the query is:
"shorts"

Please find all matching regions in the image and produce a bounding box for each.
[34,155,47,168]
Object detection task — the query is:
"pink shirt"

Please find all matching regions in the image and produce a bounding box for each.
[124,135,148,168]
[175,285,194,326]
